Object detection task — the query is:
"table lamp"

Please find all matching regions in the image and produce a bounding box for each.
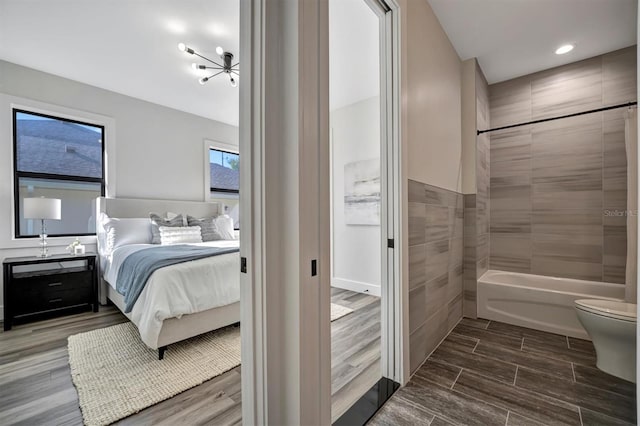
[24,197,61,258]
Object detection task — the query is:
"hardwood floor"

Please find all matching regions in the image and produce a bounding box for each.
[370,317,637,426]
[0,288,381,425]
[331,288,381,422]
[0,307,242,426]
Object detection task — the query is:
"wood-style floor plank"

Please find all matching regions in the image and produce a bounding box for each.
[1,289,381,425]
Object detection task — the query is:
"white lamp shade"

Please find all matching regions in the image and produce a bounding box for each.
[24,198,61,220]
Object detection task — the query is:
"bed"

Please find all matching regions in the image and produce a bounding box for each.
[95,197,240,359]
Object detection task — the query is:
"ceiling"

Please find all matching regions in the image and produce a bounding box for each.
[0,0,240,125]
[427,0,638,84]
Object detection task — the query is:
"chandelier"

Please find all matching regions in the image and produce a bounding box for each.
[178,43,239,87]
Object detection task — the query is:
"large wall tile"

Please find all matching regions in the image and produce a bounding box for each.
[409,202,427,246]
[603,110,628,211]
[490,234,531,273]
[603,46,637,105]
[409,284,427,334]
[490,76,531,128]
[426,205,449,243]
[531,57,602,120]
[532,209,602,237]
[409,244,427,290]
[490,209,531,234]
[603,214,627,284]
[490,127,532,163]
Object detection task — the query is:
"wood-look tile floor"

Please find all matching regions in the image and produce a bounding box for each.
[370,317,637,426]
[0,288,380,426]
[331,288,381,422]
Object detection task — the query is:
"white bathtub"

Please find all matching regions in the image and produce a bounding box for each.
[477,270,626,339]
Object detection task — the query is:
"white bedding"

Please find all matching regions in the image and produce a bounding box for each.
[103,240,240,348]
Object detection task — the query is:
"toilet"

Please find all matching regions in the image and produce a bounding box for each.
[575,299,637,383]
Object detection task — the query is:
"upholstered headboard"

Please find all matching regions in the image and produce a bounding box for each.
[95,196,221,304]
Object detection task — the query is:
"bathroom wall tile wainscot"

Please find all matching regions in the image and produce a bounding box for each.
[408,179,464,374]
[370,318,636,426]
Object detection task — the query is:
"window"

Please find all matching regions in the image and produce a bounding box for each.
[209,148,239,194]
[14,109,105,238]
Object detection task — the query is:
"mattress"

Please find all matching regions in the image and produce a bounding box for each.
[102,240,240,348]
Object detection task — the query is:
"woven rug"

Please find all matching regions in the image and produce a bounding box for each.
[68,322,240,426]
[331,303,354,321]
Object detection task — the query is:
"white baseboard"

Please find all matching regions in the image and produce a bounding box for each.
[332,277,381,297]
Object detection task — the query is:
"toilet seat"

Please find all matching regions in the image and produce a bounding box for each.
[575,299,637,322]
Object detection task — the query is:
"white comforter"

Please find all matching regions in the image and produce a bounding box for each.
[103,240,240,348]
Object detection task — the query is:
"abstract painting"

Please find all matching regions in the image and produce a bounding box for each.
[344,158,380,225]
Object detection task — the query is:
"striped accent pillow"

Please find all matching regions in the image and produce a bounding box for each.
[158,226,203,245]
[186,216,223,242]
[150,213,185,244]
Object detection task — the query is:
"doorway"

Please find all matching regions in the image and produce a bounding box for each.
[329,0,400,422]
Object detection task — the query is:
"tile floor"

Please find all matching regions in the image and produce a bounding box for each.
[370,318,636,426]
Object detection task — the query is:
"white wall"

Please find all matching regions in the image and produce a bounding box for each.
[331,96,381,295]
[0,60,238,316]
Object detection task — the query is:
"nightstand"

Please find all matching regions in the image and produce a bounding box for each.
[3,253,98,331]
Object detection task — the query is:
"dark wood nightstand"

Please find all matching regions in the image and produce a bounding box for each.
[3,253,98,331]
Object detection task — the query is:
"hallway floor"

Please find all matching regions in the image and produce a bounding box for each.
[370,317,636,426]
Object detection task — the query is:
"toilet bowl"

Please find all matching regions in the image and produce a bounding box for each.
[574,299,637,383]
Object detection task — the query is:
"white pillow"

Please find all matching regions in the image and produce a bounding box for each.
[101,216,152,253]
[214,215,236,240]
[166,211,187,226]
[159,226,203,245]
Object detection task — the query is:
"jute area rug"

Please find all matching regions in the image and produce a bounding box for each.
[330,303,354,321]
[68,322,240,426]
[69,304,352,426]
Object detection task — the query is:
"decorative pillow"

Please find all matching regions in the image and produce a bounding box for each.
[158,226,203,245]
[215,215,236,240]
[150,213,185,244]
[166,211,187,225]
[100,215,152,254]
[186,215,223,241]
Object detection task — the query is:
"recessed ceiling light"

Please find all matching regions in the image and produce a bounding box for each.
[555,44,574,55]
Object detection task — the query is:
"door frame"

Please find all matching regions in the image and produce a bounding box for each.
[239,0,404,422]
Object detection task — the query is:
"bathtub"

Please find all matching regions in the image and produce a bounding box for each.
[477,270,626,339]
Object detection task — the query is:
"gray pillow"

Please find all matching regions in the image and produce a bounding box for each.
[187,215,223,242]
[150,213,185,244]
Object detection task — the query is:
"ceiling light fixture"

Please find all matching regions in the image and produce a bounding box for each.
[178,43,239,87]
[555,44,574,55]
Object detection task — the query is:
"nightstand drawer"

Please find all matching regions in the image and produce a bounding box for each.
[11,272,92,316]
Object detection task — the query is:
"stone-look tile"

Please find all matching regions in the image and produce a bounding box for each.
[487,321,567,346]
[424,309,450,361]
[399,376,509,426]
[453,370,582,425]
[490,127,532,164]
[531,114,603,210]
[414,358,462,388]
[409,322,428,374]
[572,364,636,397]
[425,205,449,243]
[603,214,627,283]
[425,274,448,320]
[464,193,476,209]
[532,209,602,237]
[409,244,427,291]
[490,209,531,234]
[408,179,426,203]
[521,336,596,367]
[515,367,636,424]
[448,207,463,240]
[531,233,603,281]
[602,46,637,105]
[566,336,596,354]
[453,323,523,350]
[368,394,435,426]
[441,332,478,353]
[580,407,636,426]
[425,239,450,283]
[490,234,531,273]
[408,202,426,247]
[447,264,463,302]
[474,341,573,380]
[425,187,447,207]
[459,317,489,330]
[603,110,628,211]
[491,158,531,188]
[475,233,488,262]
[446,293,463,330]
[490,185,531,211]
[409,285,426,335]
[490,76,532,129]
[531,56,602,120]
[431,344,517,385]
[507,412,546,426]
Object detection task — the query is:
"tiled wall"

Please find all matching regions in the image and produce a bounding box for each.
[463,65,490,318]
[489,46,636,283]
[408,180,463,373]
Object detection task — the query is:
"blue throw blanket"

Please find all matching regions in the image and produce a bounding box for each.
[116,245,239,313]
